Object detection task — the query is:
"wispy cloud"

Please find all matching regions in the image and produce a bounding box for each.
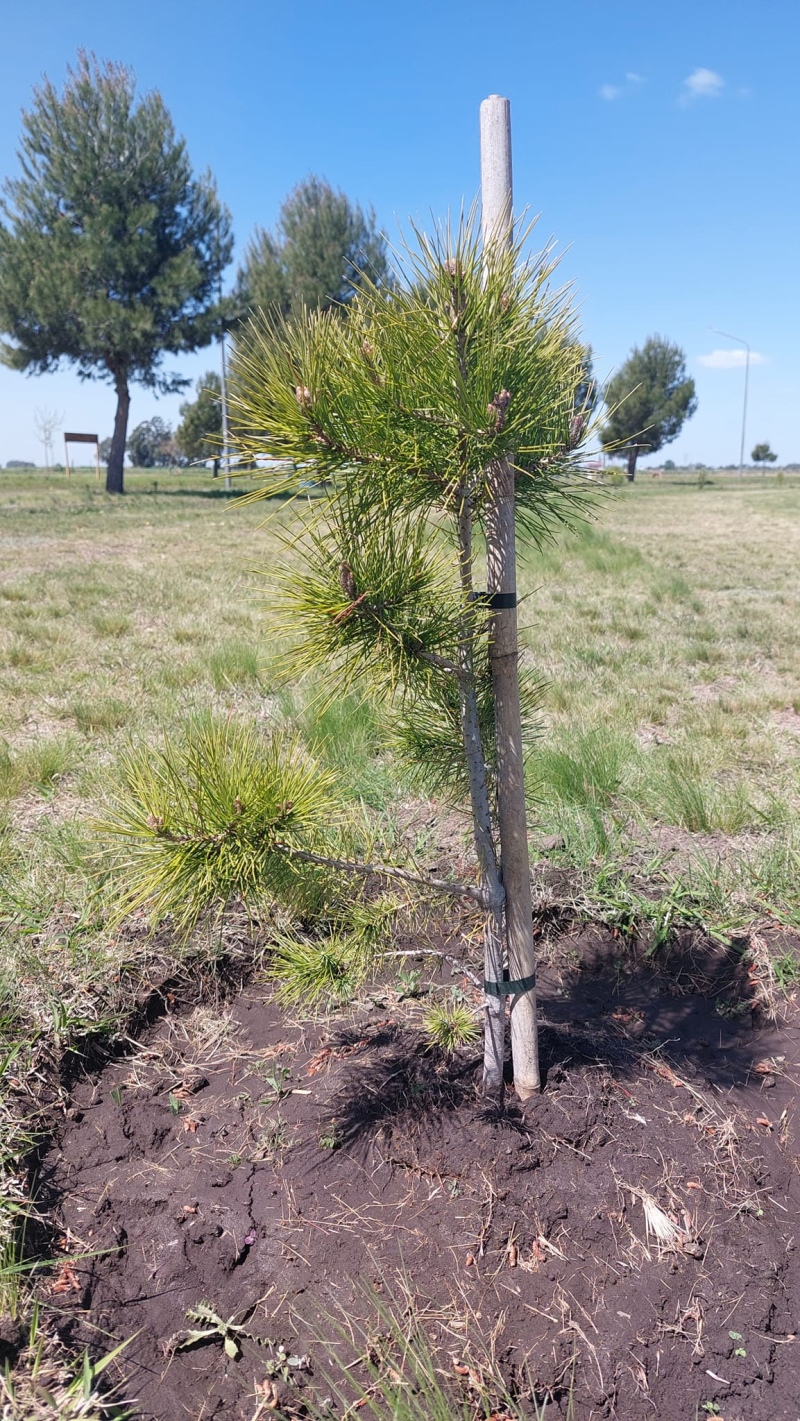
[681,67,725,103]
[697,349,766,370]
[599,73,645,101]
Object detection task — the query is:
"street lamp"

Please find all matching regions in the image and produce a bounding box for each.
[710,326,750,476]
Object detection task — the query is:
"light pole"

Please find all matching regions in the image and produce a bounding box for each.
[217,220,232,492]
[710,326,750,476]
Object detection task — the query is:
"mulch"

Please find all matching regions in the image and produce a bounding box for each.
[36,924,800,1420]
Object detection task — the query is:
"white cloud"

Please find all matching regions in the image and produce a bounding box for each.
[697,348,766,369]
[600,73,645,101]
[682,67,725,100]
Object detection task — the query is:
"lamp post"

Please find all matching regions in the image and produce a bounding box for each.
[216,219,232,492]
[710,327,750,476]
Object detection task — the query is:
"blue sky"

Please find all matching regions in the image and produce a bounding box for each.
[1,0,798,467]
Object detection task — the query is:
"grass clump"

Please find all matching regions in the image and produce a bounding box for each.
[0,736,78,801]
[207,640,263,690]
[70,697,129,734]
[649,758,753,833]
[531,728,633,810]
[309,1280,549,1421]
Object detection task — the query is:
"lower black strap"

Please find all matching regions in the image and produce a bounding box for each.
[483,971,537,997]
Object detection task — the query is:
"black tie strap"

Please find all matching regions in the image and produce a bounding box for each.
[483,970,536,997]
[469,590,517,609]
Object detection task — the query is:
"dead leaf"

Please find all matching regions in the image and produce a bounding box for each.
[254,1377,281,1410]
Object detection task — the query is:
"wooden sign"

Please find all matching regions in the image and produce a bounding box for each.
[64,432,101,480]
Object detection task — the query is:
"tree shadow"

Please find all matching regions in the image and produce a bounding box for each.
[318,939,788,1151]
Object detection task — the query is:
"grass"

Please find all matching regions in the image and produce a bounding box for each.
[511,476,800,923]
[0,465,798,1406]
[1,467,798,1016]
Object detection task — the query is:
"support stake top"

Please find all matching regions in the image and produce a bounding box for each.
[479,95,513,252]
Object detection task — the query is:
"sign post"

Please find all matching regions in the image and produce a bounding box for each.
[64,433,101,480]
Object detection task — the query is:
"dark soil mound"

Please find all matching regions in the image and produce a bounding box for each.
[41,925,800,1420]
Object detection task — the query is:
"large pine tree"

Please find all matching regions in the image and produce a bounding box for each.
[0,53,232,494]
[236,176,389,321]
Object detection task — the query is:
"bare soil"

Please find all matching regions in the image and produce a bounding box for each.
[40,926,800,1421]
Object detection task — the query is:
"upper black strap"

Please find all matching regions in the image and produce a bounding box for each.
[469,591,517,609]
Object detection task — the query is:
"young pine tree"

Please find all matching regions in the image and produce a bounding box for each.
[103,219,592,1103]
[229,220,591,1098]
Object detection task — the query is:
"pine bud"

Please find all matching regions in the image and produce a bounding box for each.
[295,385,312,409]
[486,389,511,432]
[568,414,585,450]
[339,561,357,599]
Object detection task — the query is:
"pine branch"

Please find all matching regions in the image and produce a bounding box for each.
[271,841,487,907]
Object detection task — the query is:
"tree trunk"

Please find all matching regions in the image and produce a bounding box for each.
[106,370,130,495]
[456,494,506,1098]
[626,449,637,482]
[485,456,541,1102]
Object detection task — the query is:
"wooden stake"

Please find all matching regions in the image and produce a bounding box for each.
[480,95,541,1101]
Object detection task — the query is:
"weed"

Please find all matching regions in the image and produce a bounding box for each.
[258,1064,292,1102]
[256,1119,291,1162]
[773,951,800,991]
